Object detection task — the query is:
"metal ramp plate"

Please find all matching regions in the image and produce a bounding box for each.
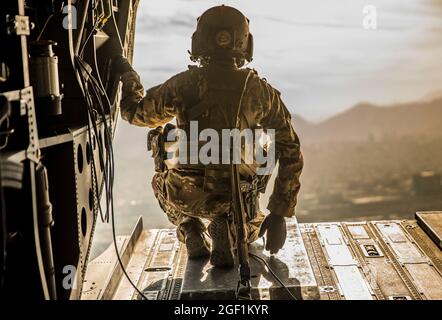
[180,218,319,300]
[373,221,442,299]
[416,211,442,249]
[343,223,415,300]
[315,224,373,300]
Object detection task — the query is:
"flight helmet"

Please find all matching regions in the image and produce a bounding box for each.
[190,5,253,67]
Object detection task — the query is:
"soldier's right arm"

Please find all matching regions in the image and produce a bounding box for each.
[120,70,182,127]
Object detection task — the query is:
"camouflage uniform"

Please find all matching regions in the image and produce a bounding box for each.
[119,63,303,244]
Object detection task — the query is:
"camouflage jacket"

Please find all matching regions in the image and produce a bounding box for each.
[119,64,303,217]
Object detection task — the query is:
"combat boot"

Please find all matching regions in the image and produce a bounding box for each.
[208,214,234,268]
[178,218,210,259]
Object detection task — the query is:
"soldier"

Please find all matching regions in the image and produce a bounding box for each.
[113,5,303,268]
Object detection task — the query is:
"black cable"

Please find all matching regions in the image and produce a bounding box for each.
[36,14,54,41]
[83,77,110,221]
[249,252,298,300]
[65,0,140,299]
[77,46,119,223]
[74,53,148,300]
[74,57,108,223]
[69,0,148,298]
[79,20,100,58]
[76,56,115,224]
[36,3,65,41]
[87,73,114,222]
[87,70,148,302]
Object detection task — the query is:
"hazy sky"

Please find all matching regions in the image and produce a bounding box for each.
[132,0,442,121]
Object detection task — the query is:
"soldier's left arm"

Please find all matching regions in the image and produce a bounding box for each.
[260,84,304,218]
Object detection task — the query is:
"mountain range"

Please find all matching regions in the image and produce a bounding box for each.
[292,96,442,145]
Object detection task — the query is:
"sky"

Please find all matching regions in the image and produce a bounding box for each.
[132,0,442,121]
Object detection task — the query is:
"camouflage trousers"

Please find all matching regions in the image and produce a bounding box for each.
[152,169,265,244]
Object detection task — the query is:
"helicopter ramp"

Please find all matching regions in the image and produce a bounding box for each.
[81,212,442,300]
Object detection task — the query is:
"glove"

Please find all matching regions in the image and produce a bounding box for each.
[258,213,287,254]
[111,55,134,76]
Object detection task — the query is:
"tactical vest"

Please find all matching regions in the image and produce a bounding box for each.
[173,65,259,192]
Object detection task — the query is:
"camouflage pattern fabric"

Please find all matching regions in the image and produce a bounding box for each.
[120,63,303,241]
[152,169,265,243]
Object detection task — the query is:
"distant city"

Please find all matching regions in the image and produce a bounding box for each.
[292,96,442,222]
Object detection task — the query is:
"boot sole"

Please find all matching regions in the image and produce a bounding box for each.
[208,217,234,268]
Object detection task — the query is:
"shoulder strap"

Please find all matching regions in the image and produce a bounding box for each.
[232,69,254,128]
